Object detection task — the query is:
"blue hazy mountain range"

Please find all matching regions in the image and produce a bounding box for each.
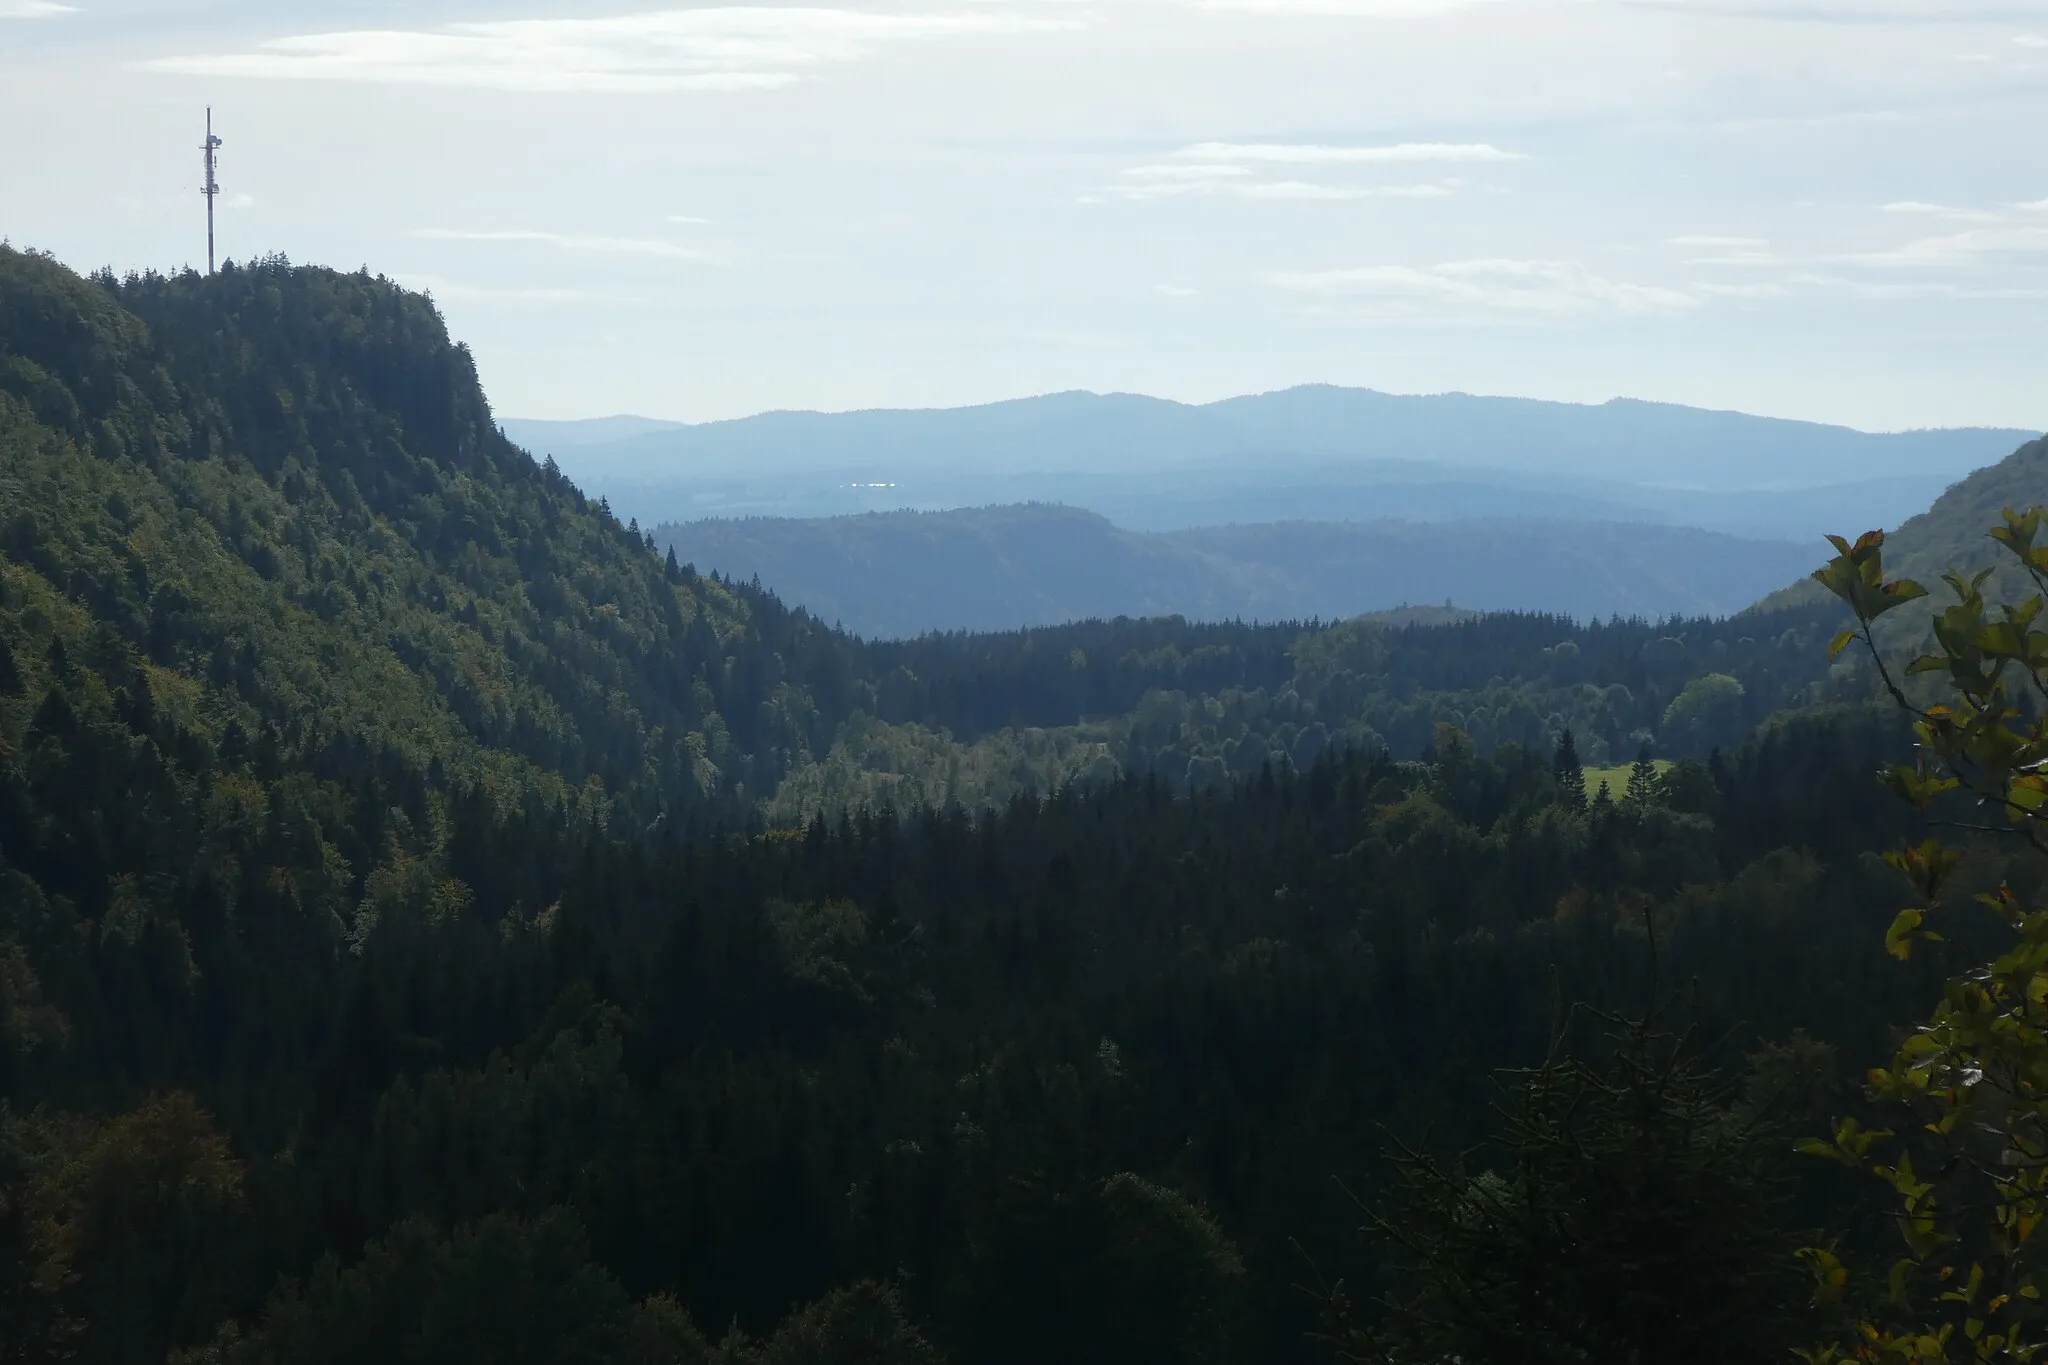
[502,386,2032,542]
[652,504,1827,639]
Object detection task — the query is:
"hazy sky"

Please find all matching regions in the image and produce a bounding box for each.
[3,0,2045,429]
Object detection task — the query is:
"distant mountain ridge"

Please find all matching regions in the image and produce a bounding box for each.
[507,389,2031,544]
[505,414,688,446]
[505,387,2030,487]
[657,503,1823,638]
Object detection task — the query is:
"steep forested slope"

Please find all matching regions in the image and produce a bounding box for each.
[657,504,1817,636]
[1755,432,2048,634]
[0,246,912,1363]
[0,246,860,823]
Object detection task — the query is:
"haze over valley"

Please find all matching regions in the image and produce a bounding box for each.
[503,391,2034,633]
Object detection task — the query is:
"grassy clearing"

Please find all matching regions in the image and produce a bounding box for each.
[1580,758,1674,800]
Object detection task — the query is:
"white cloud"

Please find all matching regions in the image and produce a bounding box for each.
[2015,33,2048,47]
[395,273,624,304]
[0,0,75,14]
[1269,258,1697,320]
[1846,224,2048,265]
[1256,180,1452,199]
[227,193,255,209]
[1790,271,2048,300]
[1693,280,1790,298]
[1186,0,1499,13]
[1154,283,1200,296]
[665,215,711,225]
[411,228,714,261]
[1174,141,1524,164]
[1628,1,2046,20]
[2014,197,2048,212]
[1668,235,1779,265]
[1106,169,1454,200]
[1123,163,1256,181]
[1369,183,1459,198]
[1713,107,1914,133]
[1882,200,2000,221]
[1100,142,1499,203]
[1236,180,1379,199]
[138,8,1067,94]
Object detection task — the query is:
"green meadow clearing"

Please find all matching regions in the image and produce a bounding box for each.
[1580,757,1675,800]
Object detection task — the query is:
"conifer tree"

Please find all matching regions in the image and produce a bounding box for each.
[1625,743,1659,806]
[1323,1013,1817,1365]
[1554,729,1587,810]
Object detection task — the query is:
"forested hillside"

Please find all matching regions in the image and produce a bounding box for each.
[782,605,1848,819]
[656,503,1817,636]
[0,245,873,828]
[7,244,2036,1365]
[1757,431,2048,639]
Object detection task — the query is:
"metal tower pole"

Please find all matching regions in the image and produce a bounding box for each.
[202,108,223,274]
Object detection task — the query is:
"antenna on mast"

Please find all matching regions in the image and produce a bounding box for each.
[201,108,223,274]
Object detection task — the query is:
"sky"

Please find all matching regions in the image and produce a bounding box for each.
[2,0,2045,430]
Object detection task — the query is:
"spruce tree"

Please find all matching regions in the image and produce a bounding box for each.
[1554,729,1586,810]
[1324,1015,1818,1365]
[1625,743,1658,806]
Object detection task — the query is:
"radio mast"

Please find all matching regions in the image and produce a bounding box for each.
[201,108,223,274]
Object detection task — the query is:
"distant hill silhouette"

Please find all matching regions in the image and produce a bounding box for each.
[506,388,2028,486]
[656,504,1822,638]
[508,389,2030,543]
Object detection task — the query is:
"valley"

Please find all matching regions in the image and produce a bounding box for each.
[2,244,2044,1365]
[509,394,2034,640]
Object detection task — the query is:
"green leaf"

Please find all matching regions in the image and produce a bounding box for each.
[1884,839,1965,901]
[1887,907,1926,961]
[1868,576,1930,617]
